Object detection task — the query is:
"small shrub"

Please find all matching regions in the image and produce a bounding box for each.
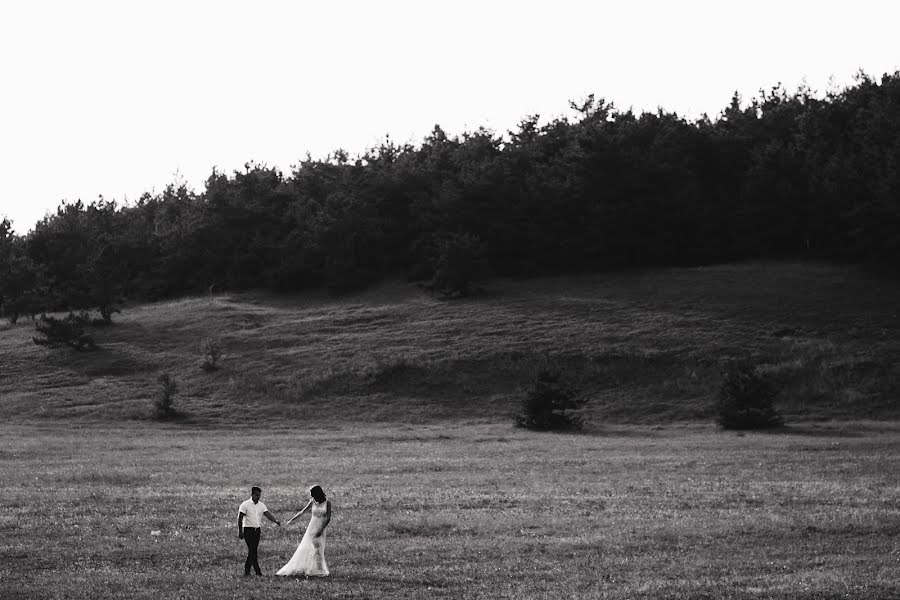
[200,336,223,371]
[515,364,587,431]
[95,304,121,326]
[715,361,784,430]
[154,373,179,420]
[32,312,96,351]
[423,232,489,299]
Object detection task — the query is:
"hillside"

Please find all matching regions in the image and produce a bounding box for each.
[1,262,898,426]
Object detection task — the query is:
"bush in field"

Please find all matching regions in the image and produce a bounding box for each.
[515,364,587,431]
[715,361,783,430]
[94,305,121,327]
[154,373,179,420]
[200,336,223,371]
[32,312,96,351]
[424,232,489,299]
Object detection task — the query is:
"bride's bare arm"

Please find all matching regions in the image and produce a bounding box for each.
[286,499,314,524]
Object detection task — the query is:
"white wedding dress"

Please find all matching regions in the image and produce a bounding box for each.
[276,500,330,577]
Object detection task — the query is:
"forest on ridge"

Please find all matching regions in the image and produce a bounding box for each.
[1,71,899,321]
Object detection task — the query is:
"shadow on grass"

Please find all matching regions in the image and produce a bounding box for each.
[762,424,864,438]
[45,345,158,377]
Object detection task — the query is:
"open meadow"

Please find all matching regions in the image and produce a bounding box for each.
[2,422,899,599]
[1,262,900,598]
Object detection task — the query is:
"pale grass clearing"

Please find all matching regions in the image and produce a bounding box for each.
[1,422,899,599]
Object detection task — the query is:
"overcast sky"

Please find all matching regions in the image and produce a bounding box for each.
[1,0,898,234]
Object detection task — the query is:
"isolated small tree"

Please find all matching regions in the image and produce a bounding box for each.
[715,361,783,430]
[96,304,121,326]
[515,364,587,431]
[32,312,96,351]
[154,373,179,420]
[200,336,223,371]
[425,232,489,299]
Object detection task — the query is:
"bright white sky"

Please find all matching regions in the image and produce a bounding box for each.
[1,0,898,234]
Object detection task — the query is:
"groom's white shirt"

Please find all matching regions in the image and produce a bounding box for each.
[239,499,268,528]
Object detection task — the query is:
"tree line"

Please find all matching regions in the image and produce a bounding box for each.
[1,71,899,322]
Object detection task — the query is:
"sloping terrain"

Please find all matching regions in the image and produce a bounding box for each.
[1,261,898,426]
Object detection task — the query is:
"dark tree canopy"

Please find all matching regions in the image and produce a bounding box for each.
[2,71,899,317]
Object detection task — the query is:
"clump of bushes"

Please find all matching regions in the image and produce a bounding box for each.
[154,373,179,420]
[515,364,587,431]
[423,232,489,299]
[32,312,96,351]
[200,336,223,371]
[715,361,783,430]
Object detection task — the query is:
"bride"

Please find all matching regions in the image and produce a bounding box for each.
[276,485,332,577]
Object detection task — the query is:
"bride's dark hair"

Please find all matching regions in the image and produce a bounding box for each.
[309,485,326,503]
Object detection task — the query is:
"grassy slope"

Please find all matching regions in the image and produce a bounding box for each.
[1,261,898,426]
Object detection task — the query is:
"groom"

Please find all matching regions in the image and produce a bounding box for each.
[238,486,280,576]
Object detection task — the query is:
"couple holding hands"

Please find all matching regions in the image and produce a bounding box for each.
[237,485,332,578]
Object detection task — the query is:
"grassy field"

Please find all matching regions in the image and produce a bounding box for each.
[3,422,900,599]
[1,261,899,598]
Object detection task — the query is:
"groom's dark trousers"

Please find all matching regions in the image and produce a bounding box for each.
[243,527,262,575]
